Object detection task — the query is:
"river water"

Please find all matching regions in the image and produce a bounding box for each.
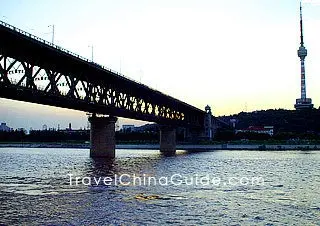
[0,148,319,225]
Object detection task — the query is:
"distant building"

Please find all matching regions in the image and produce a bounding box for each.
[42,124,48,131]
[230,119,237,128]
[122,125,135,133]
[134,124,159,133]
[0,123,12,132]
[58,128,89,135]
[236,126,274,136]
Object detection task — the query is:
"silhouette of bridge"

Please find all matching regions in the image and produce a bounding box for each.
[0,20,218,157]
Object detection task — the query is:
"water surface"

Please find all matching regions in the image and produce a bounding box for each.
[0,148,319,225]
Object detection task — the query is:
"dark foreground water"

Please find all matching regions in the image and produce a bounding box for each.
[0,148,319,225]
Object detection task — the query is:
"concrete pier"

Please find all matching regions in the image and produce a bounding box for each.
[160,125,176,156]
[89,116,117,158]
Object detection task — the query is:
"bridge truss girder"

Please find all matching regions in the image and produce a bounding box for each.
[0,53,203,127]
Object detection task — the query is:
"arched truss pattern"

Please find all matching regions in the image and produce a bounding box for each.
[0,54,203,127]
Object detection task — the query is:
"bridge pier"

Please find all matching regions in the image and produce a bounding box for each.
[89,115,117,158]
[160,125,176,156]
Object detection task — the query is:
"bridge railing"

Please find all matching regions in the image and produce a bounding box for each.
[0,20,142,83]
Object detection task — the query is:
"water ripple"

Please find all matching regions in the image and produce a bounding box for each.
[0,148,319,225]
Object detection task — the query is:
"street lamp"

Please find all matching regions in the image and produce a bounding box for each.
[48,24,55,44]
[88,45,94,62]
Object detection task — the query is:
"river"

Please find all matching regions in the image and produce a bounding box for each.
[0,148,319,225]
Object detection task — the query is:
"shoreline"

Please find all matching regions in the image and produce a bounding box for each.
[0,143,319,151]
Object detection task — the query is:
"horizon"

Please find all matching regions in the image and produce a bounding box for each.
[2,105,318,131]
[1,0,320,129]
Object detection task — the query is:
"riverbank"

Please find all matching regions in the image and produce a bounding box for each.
[0,143,320,150]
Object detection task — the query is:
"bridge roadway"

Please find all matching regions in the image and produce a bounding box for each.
[0,20,214,157]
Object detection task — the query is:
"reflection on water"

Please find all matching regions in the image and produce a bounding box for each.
[0,148,319,225]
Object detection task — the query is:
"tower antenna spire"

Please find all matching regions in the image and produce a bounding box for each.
[300,1,304,46]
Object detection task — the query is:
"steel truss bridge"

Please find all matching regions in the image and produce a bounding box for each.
[0,20,205,128]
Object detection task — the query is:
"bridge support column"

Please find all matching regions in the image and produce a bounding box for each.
[160,125,176,156]
[89,116,117,158]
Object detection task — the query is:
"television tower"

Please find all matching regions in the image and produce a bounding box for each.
[294,2,313,110]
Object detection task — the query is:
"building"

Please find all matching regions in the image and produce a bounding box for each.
[0,123,12,132]
[134,124,159,133]
[42,124,48,131]
[122,125,135,133]
[294,2,313,110]
[236,126,274,136]
[230,119,237,128]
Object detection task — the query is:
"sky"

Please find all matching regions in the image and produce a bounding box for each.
[0,0,320,130]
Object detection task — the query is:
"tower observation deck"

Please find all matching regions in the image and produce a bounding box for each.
[294,2,313,110]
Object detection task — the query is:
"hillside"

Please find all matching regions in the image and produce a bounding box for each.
[218,109,320,134]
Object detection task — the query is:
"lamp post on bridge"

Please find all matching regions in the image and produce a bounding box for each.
[2,16,8,22]
[48,24,55,44]
[88,45,94,62]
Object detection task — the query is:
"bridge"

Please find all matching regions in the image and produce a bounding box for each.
[0,20,218,157]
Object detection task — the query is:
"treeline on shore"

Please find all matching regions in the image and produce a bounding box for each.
[219,109,320,134]
[216,109,320,142]
[1,128,320,144]
[2,109,320,144]
[0,130,186,144]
